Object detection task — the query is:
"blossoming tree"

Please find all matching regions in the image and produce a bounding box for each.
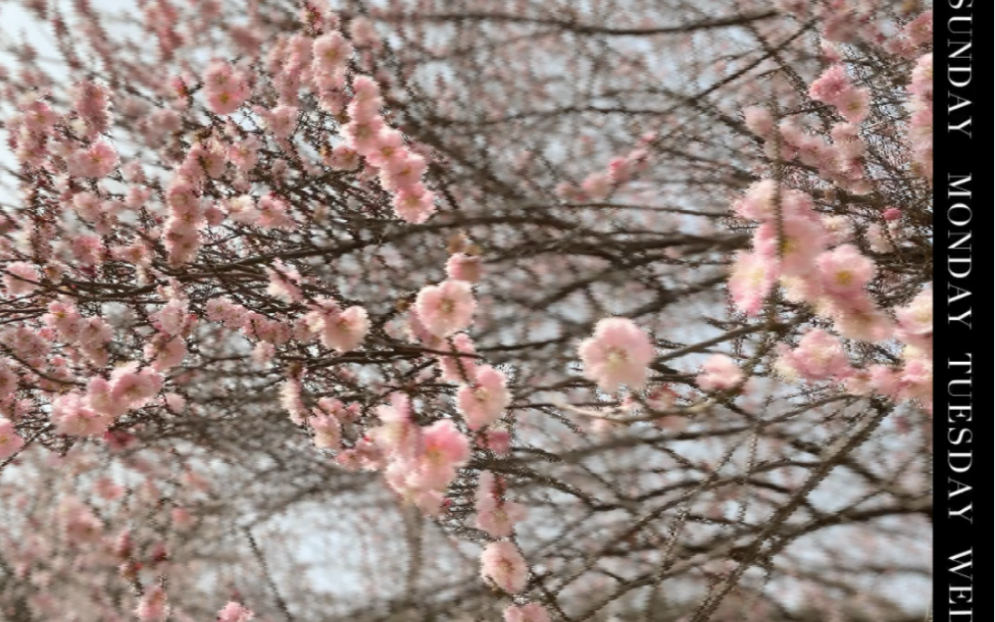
[0,1,932,621]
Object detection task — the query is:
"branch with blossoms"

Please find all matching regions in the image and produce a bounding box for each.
[0,1,932,621]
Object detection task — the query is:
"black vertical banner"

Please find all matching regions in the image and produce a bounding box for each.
[935,1,980,620]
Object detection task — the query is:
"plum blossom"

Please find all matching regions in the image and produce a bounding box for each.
[696,355,745,392]
[504,604,551,622]
[438,333,479,382]
[475,471,527,538]
[312,305,370,353]
[406,419,470,492]
[217,602,254,622]
[135,586,170,622]
[51,392,114,437]
[3,262,41,296]
[578,317,655,393]
[728,251,778,316]
[0,418,25,460]
[457,365,512,431]
[776,329,851,382]
[392,183,437,224]
[415,280,476,339]
[480,541,529,594]
[815,244,875,297]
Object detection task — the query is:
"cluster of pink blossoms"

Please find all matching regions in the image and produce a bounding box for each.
[52,363,163,437]
[202,60,251,115]
[726,178,933,407]
[555,137,652,202]
[504,603,552,622]
[577,317,655,394]
[808,65,870,125]
[2,261,40,296]
[696,355,746,393]
[352,393,473,515]
[0,417,25,460]
[475,471,528,538]
[216,601,254,622]
[134,585,170,622]
[742,109,873,197]
[727,9,934,412]
[728,180,889,338]
[303,297,371,354]
[906,53,933,182]
[340,75,437,223]
[480,539,530,594]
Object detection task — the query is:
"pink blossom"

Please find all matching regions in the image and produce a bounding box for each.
[742,106,774,136]
[696,355,745,392]
[309,413,342,450]
[867,364,901,398]
[349,17,381,49]
[581,171,612,200]
[438,333,479,382]
[366,128,406,168]
[815,244,875,297]
[266,260,303,302]
[504,603,551,622]
[135,586,170,622]
[379,150,427,191]
[228,136,261,171]
[728,251,778,316]
[733,180,814,222]
[457,365,512,431]
[371,393,420,460]
[203,61,250,115]
[828,297,894,343]
[147,335,187,371]
[315,306,370,353]
[72,80,111,135]
[475,472,527,538]
[279,378,307,425]
[171,507,196,531]
[264,105,298,139]
[752,215,827,276]
[482,429,511,455]
[256,194,296,229]
[392,183,437,224]
[578,317,655,393]
[408,419,470,492]
[3,262,41,296]
[69,139,118,178]
[0,366,16,399]
[904,11,933,47]
[480,541,529,594]
[327,144,361,171]
[313,32,353,73]
[153,299,189,335]
[165,392,186,413]
[109,364,163,409]
[895,288,932,350]
[777,329,851,382]
[415,280,476,339]
[808,65,851,106]
[84,374,122,418]
[51,392,113,437]
[341,117,386,156]
[0,418,25,461]
[217,602,254,622]
[837,87,871,124]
